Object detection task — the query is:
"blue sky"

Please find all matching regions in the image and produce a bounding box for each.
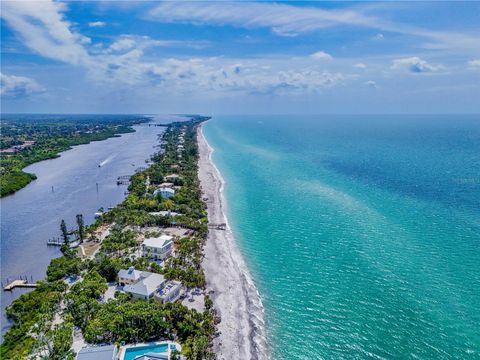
[1,1,479,114]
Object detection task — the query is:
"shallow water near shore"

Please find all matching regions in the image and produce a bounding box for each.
[203,115,480,359]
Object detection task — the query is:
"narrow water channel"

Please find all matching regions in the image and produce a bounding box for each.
[0,115,176,334]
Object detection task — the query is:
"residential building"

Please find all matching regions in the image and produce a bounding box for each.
[142,235,174,260]
[76,345,117,360]
[123,271,166,300]
[153,187,175,199]
[118,267,142,286]
[155,280,183,304]
[118,268,183,303]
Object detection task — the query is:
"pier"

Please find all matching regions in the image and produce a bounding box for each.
[47,237,65,246]
[117,175,131,185]
[208,223,227,230]
[3,279,37,291]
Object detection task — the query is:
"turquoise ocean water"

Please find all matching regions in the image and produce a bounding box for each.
[203,115,480,359]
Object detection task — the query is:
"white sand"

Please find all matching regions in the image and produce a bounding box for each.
[197,126,268,360]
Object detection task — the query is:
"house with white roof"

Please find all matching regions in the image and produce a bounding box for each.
[142,235,174,260]
[153,187,175,199]
[155,280,183,304]
[118,267,142,286]
[149,211,180,217]
[123,271,166,300]
[76,345,117,360]
[118,268,183,303]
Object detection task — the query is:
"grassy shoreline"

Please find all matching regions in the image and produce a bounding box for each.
[1,116,216,359]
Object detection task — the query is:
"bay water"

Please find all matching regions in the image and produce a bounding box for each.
[203,115,480,359]
[0,116,177,334]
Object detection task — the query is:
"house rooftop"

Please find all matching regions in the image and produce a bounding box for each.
[123,272,165,297]
[76,345,116,360]
[143,235,173,248]
[149,211,180,217]
[118,267,142,282]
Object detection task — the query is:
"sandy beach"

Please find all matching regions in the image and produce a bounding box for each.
[197,126,268,360]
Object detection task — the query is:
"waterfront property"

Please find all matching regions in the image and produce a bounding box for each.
[153,187,175,199]
[149,211,180,217]
[142,235,173,260]
[155,280,183,304]
[122,270,166,300]
[120,341,181,360]
[76,344,117,360]
[119,268,183,303]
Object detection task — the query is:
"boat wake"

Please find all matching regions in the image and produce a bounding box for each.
[98,153,117,167]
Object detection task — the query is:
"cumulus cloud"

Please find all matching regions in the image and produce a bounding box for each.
[365,80,377,88]
[372,33,384,40]
[88,21,106,27]
[391,57,443,73]
[1,73,45,97]
[132,57,346,95]
[310,51,332,60]
[0,0,347,96]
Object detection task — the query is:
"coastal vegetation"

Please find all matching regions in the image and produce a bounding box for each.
[0,114,149,197]
[1,116,215,359]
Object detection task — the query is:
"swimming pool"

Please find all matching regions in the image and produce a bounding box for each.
[123,343,175,360]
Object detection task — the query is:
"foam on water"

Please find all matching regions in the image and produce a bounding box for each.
[204,114,480,359]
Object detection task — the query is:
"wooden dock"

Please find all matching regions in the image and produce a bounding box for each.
[3,279,37,291]
[117,175,131,185]
[47,237,64,246]
[208,223,227,230]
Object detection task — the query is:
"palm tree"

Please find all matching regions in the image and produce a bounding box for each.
[76,214,85,243]
[60,219,68,244]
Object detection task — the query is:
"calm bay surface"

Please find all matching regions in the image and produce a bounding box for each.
[0,117,171,333]
[203,115,480,359]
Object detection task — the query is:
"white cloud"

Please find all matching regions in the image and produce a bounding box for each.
[354,63,367,69]
[148,2,480,55]
[1,1,91,65]
[372,33,384,40]
[1,73,45,97]
[365,80,377,88]
[105,35,209,53]
[391,57,443,73]
[88,21,106,27]
[148,2,380,37]
[131,57,346,95]
[468,59,480,68]
[0,0,356,97]
[310,51,332,60]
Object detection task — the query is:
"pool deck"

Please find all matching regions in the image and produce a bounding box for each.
[119,341,181,360]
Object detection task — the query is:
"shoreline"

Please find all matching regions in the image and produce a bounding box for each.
[197,125,268,360]
[0,123,161,337]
